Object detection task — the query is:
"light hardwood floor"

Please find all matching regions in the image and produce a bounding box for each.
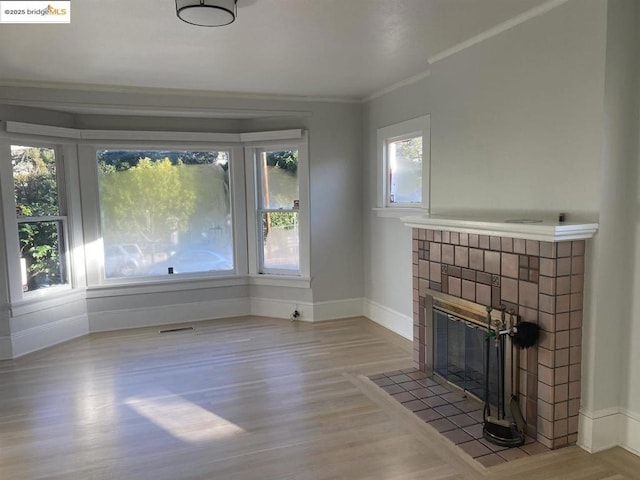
[0,316,637,479]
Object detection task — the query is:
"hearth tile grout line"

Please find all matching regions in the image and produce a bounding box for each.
[369,368,550,467]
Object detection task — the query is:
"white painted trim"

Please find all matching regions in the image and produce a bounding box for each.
[86,277,247,299]
[578,407,640,455]
[1,97,313,119]
[250,297,313,321]
[11,314,89,358]
[363,299,412,340]
[0,336,12,360]
[80,129,240,143]
[0,79,359,104]
[89,297,249,332]
[361,0,568,102]
[401,213,598,242]
[248,275,311,289]
[10,289,86,317]
[239,129,303,142]
[244,133,310,279]
[619,408,640,456]
[90,296,361,333]
[5,121,81,139]
[4,123,304,145]
[578,407,620,453]
[377,115,431,211]
[427,0,570,65]
[373,207,429,219]
[312,298,364,321]
[364,70,431,102]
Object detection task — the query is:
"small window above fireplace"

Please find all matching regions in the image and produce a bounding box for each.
[375,115,430,217]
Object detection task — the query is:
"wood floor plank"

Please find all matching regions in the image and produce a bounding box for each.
[0,316,638,479]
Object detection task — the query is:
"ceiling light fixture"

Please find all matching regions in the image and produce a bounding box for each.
[176,0,237,27]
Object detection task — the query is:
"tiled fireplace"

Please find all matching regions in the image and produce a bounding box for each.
[408,219,596,450]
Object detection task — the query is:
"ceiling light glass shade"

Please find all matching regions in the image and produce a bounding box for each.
[176,0,237,27]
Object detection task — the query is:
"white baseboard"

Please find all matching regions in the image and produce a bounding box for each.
[250,297,365,322]
[363,299,412,340]
[312,298,364,321]
[11,314,89,358]
[619,408,640,455]
[250,297,313,321]
[4,296,412,357]
[89,297,249,332]
[91,297,363,330]
[0,335,12,360]
[578,407,640,455]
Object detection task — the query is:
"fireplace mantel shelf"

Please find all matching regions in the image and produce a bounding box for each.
[401,213,598,242]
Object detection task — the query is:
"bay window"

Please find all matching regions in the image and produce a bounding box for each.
[1,124,309,308]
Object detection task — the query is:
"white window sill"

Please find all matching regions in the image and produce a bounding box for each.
[10,288,86,317]
[249,274,311,289]
[86,274,311,299]
[373,207,430,218]
[87,275,247,298]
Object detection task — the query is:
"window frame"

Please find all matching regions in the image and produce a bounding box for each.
[376,115,431,215]
[1,123,309,308]
[0,140,74,302]
[254,146,300,275]
[79,142,247,286]
[244,133,309,279]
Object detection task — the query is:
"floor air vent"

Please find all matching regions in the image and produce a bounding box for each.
[159,326,194,334]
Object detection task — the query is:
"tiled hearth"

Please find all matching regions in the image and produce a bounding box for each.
[369,368,550,467]
[412,228,586,449]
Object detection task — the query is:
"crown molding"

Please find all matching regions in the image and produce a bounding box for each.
[363,70,431,103]
[0,79,360,105]
[427,0,569,65]
[362,0,569,103]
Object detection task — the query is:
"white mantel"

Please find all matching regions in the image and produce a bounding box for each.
[401,212,598,242]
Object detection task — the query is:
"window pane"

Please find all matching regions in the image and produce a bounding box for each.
[12,145,59,216]
[388,137,422,204]
[18,220,67,292]
[262,211,299,271]
[259,150,298,209]
[97,150,233,278]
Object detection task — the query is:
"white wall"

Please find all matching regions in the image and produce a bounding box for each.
[612,0,640,455]
[364,0,606,335]
[244,102,364,304]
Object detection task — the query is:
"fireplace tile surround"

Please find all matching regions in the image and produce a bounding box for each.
[411,228,587,449]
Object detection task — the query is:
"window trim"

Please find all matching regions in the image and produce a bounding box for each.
[0,140,74,302]
[376,115,431,216]
[0,123,308,310]
[254,147,300,276]
[80,142,247,285]
[244,134,309,279]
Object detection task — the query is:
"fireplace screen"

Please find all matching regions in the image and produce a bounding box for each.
[433,307,499,406]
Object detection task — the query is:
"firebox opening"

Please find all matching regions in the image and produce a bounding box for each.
[430,299,521,427]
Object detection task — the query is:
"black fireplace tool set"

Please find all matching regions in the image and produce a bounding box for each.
[483,305,539,448]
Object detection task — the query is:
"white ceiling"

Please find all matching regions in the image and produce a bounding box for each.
[0,0,552,100]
